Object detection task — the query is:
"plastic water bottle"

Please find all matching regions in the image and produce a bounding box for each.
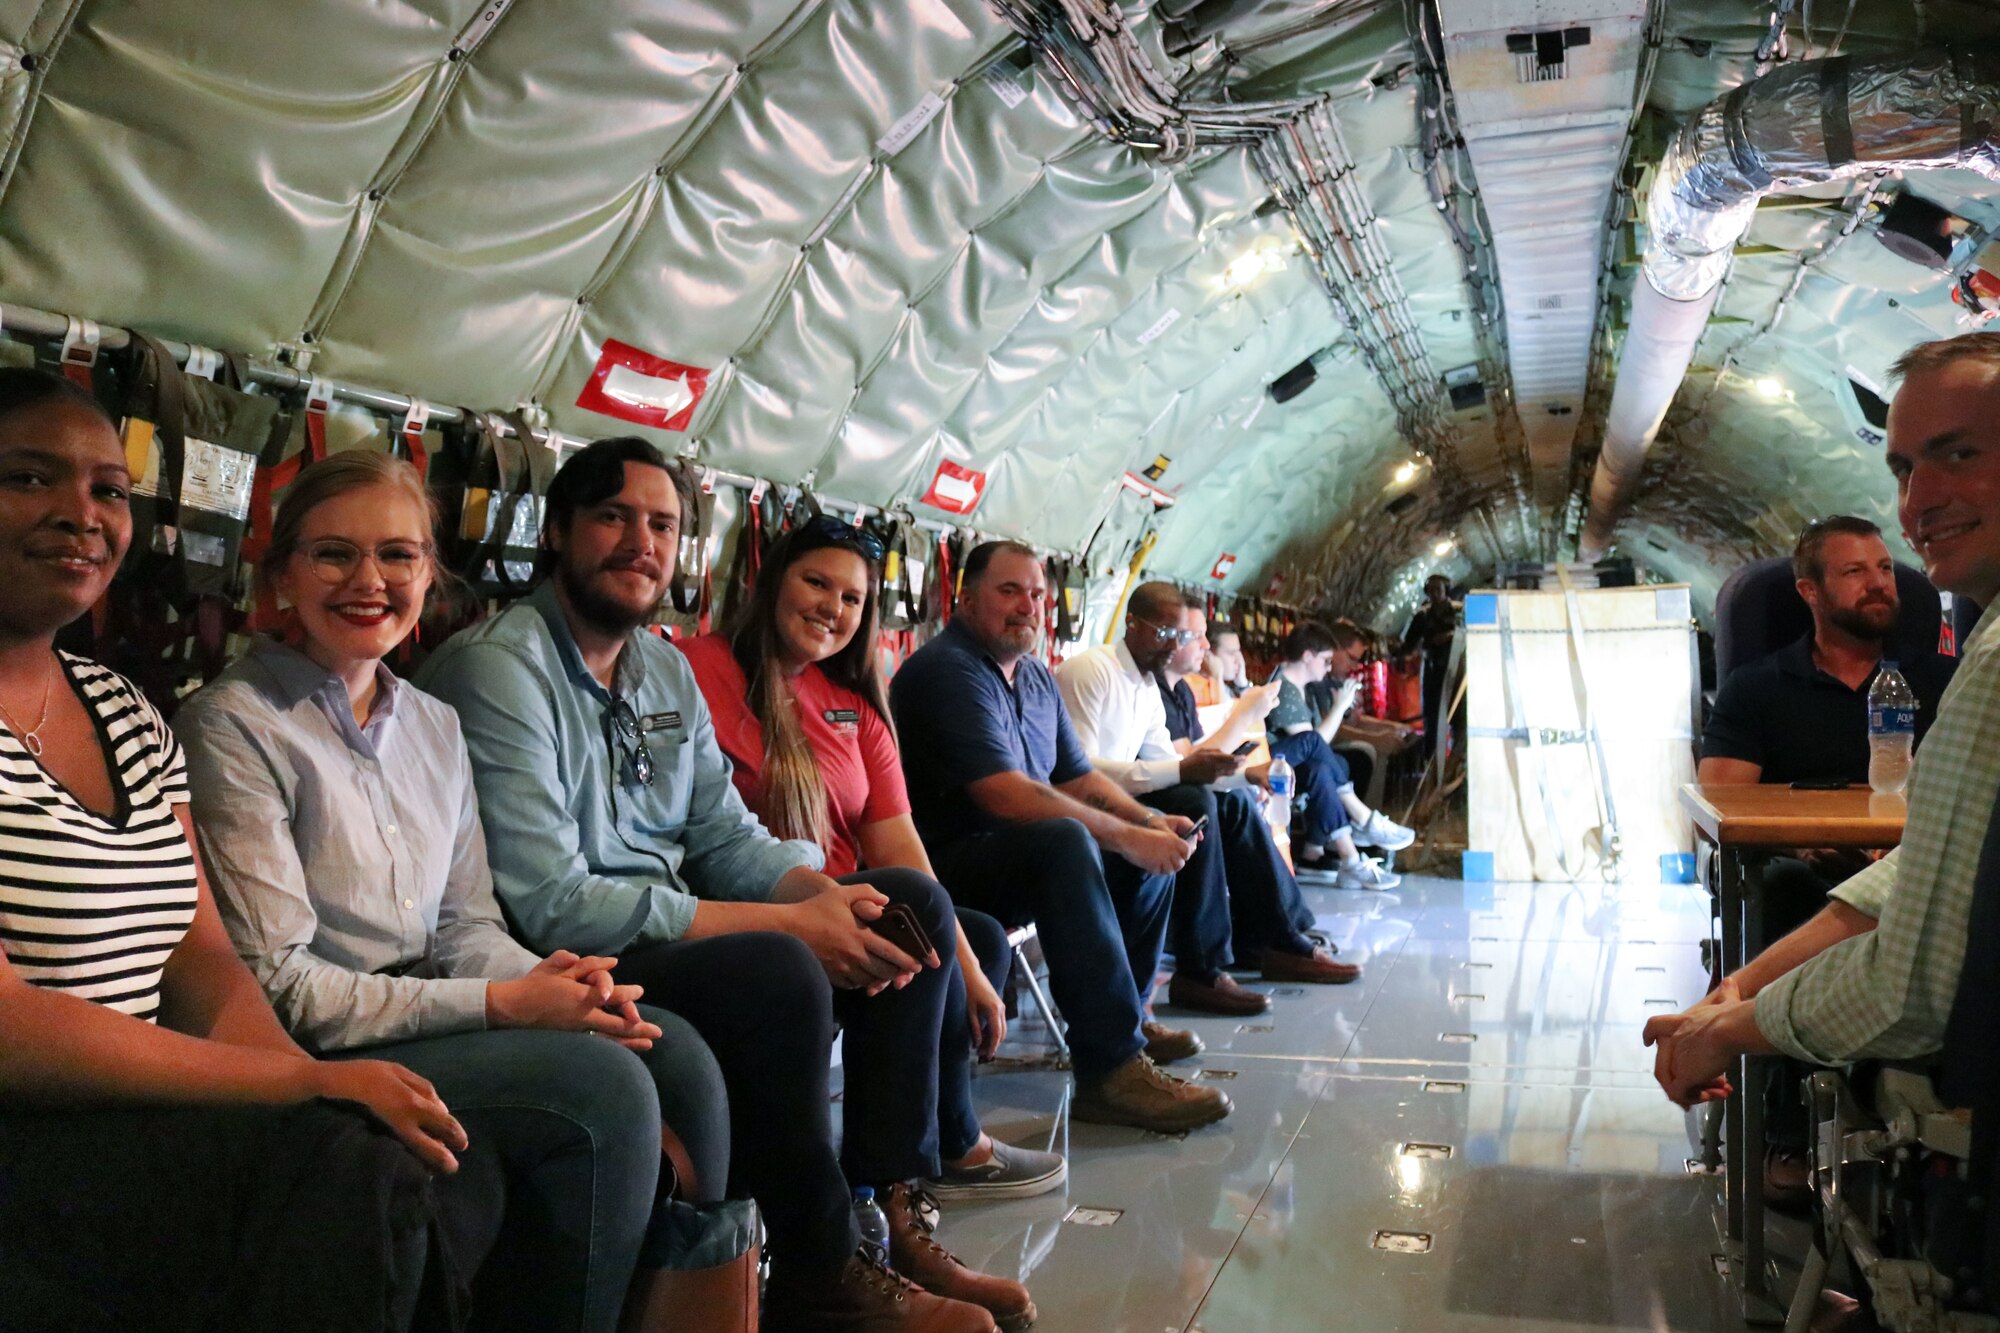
[1867,661,1917,795]
[852,1187,890,1266]
[1267,755,1295,829]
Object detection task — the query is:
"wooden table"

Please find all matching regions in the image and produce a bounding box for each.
[1678,784,1906,1323]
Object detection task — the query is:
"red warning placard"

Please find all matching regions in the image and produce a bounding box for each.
[1210,553,1237,580]
[920,459,987,515]
[575,339,709,431]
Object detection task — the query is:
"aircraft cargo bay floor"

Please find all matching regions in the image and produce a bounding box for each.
[859,875,1773,1333]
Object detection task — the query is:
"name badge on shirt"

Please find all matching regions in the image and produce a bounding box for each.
[637,711,682,736]
[823,707,860,732]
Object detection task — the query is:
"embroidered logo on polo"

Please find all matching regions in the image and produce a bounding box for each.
[637,711,682,735]
[823,708,861,731]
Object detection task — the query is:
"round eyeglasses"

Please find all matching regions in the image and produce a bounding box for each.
[295,539,432,587]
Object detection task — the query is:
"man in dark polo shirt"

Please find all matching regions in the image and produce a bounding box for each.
[891,541,1232,1134]
[1695,513,1956,1204]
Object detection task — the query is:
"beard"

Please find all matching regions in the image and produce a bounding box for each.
[559,559,659,637]
[1826,597,1896,641]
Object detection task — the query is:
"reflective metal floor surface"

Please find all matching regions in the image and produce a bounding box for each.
[926,875,1760,1333]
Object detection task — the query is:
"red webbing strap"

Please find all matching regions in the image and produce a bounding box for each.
[246,377,332,630]
[398,400,431,482]
[58,317,100,390]
[935,533,957,625]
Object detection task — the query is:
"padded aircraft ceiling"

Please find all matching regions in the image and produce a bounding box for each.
[1,0,1997,626]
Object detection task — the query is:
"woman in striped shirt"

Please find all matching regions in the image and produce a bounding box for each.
[0,367,460,1330]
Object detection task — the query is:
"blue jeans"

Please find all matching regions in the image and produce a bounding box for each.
[939,907,1013,1161]
[353,1006,726,1333]
[1140,782,1238,978]
[930,818,1162,1082]
[1213,787,1318,957]
[1268,731,1354,845]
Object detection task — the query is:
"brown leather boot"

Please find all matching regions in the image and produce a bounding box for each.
[1072,1052,1233,1132]
[762,1252,998,1333]
[1141,1019,1203,1063]
[881,1183,1036,1331]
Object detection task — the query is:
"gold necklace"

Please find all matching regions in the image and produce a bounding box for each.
[0,656,56,758]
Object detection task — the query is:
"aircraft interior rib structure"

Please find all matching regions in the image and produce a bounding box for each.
[3,1,1999,1330]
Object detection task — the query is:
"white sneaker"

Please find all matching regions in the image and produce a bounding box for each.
[1336,855,1401,891]
[1352,809,1416,851]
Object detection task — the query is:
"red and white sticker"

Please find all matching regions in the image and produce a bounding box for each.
[1265,572,1286,598]
[1210,553,1237,580]
[920,459,986,515]
[575,339,709,431]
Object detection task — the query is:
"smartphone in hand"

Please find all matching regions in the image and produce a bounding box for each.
[865,900,936,965]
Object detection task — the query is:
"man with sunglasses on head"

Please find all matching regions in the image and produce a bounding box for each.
[1056,584,1357,1010]
[892,542,1233,1134]
[418,438,1003,1333]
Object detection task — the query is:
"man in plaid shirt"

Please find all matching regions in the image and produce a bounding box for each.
[1650,330,2000,1105]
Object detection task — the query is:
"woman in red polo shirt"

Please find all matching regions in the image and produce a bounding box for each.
[679,520,1067,1226]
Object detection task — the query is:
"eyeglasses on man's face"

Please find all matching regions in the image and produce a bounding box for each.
[1132,616,1196,646]
[296,539,431,587]
[607,699,655,787]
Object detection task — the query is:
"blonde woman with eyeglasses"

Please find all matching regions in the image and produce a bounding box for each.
[175,450,732,1333]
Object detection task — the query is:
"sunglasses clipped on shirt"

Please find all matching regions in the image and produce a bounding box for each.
[799,514,886,564]
[607,698,656,788]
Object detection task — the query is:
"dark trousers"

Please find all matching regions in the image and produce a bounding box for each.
[0,1101,448,1332]
[352,1012,725,1333]
[1140,782,1236,978]
[929,818,1162,1081]
[1214,788,1318,957]
[1757,856,1840,1152]
[1421,651,1449,758]
[1268,731,1354,845]
[616,867,950,1272]
[939,907,1013,1161]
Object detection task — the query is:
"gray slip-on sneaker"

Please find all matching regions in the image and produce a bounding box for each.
[925,1138,1069,1202]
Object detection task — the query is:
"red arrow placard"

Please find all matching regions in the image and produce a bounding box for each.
[575,339,709,431]
[1210,553,1237,580]
[920,459,987,515]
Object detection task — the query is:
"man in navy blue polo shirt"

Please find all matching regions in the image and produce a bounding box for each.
[892,541,1233,1133]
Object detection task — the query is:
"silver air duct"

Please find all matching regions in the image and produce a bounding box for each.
[1578,52,2000,561]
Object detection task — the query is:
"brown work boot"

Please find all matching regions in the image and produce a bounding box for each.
[1140,1019,1203,1063]
[762,1251,998,1333]
[881,1183,1036,1331]
[1260,947,1360,985]
[1072,1052,1232,1132]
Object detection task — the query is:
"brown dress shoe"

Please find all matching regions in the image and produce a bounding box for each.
[1072,1052,1233,1132]
[881,1184,1036,1331]
[1141,1020,1203,1063]
[762,1251,997,1333]
[1261,947,1360,985]
[1167,970,1272,1015]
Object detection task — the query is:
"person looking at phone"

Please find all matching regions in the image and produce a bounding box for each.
[680,516,1058,1330]
[891,542,1232,1134]
[1058,585,1355,997]
[417,438,998,1333]
[0,368,453,1329]
[1156,599,1357,984]
[1266,622,1415,887]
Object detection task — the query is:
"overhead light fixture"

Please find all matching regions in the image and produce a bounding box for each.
[1393,460,1420,485]
[1216,239,1290,292]
[1754,375,1785,400]
[1434,539,1455,556]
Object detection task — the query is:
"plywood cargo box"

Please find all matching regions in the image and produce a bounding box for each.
[1464,583,1697,883]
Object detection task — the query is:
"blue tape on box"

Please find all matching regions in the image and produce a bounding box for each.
[1465,593,1497,626]
[1462,850,1495,881]
[1659,852,1697,884]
